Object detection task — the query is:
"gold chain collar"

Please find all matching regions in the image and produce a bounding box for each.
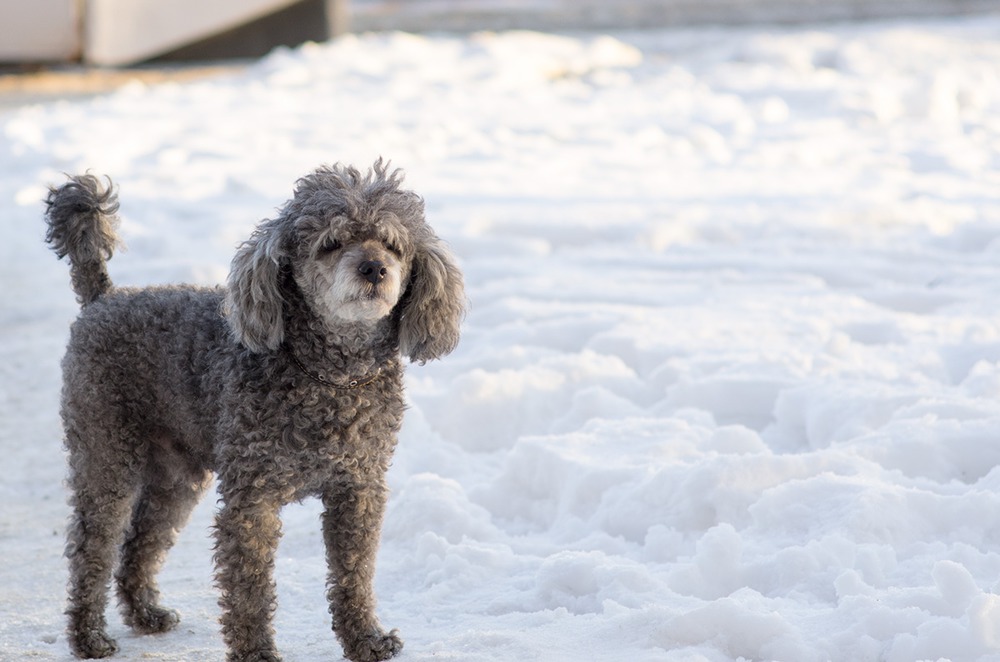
[285,346,386,390]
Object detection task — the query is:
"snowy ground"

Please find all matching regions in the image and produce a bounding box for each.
[4,14,1000,662]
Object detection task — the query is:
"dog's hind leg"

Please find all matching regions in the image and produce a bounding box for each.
[116,453,213,635]
[64,429,140,659]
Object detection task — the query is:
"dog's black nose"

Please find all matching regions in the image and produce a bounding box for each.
[358,260,387,284]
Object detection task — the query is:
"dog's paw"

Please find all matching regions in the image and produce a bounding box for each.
[343,628,403,662]
[70,628,119,659]
[227,649,283,662]
[129,604,180,634]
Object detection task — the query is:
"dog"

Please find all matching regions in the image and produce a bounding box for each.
[44,160,465,661]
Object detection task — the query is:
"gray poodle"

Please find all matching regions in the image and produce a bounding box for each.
[44,161,465,662]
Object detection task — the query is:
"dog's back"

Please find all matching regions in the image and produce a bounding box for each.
[46,176,232,462]
[62,286,230,463]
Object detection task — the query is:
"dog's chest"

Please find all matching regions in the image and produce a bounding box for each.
[215,363,405,500]
[277,382,403,464]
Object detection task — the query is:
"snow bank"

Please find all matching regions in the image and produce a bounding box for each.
[4,14,1000,662]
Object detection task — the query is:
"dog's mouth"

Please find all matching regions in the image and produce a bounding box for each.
[349,284,386,303]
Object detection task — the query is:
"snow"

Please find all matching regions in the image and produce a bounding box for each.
[4,13,1000,662]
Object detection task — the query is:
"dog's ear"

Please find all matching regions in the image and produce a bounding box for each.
[224,217,291,353]
[398,236,466,364]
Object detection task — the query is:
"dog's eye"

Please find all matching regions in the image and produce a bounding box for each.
[386,242,402,256]
[320,237,342,254]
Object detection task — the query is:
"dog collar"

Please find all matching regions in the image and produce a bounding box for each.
[285,347,385,390]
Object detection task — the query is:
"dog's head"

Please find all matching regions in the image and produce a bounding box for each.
[224,160,465,363]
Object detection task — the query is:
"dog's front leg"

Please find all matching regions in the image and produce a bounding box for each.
[214,494,284,662]
[322,479,403,662]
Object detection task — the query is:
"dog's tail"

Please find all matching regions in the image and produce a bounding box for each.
[44,174,121,306]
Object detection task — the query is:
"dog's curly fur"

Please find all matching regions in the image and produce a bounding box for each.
[44,161,465,662]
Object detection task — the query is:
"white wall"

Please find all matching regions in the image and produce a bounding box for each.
[0,0,308,65]
[83,0,302,66]
[0,0,80,61]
